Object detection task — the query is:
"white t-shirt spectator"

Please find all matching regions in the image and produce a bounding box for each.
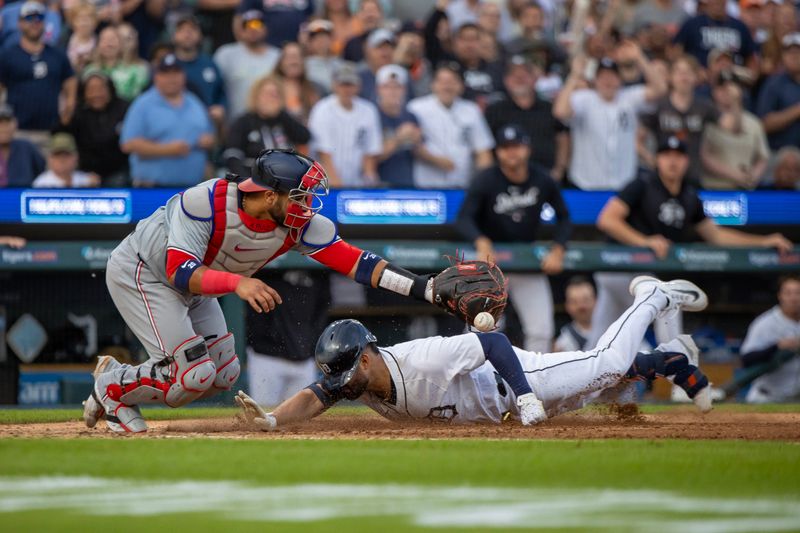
[213,43,280,122]
[408,94,495,189]
[567,86,649,191]
[32,170,97,188]
[308,94,382,187]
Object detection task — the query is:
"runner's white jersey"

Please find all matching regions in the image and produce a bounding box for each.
[359,333,515,424]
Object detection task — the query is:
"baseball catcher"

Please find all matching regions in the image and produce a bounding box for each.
[237,276,716,429]
[83,148,507,433]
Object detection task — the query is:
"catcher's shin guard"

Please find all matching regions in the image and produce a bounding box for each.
[107,335,216,408]
[200,333,240,399]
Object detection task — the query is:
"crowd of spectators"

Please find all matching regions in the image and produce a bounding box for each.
[0,0,797,191]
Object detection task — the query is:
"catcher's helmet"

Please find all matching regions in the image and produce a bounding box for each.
[237,148,329,233]
[315,319,377,388]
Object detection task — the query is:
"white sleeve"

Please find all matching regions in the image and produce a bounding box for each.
[366,103,383,156]
[740,312,779,353]
[308,101,333,153]
[469,104,495,151]
[398,334,487,387]
[569,89,593,118]
[624,85,648,112]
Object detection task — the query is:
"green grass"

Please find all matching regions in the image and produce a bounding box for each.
[2,403,798,424]
[2,405,799,531]
[1,438,798,496]
[0,438,798,532]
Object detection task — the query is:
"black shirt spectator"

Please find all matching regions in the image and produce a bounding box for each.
[0,102,45,187]
[616,171,706,243]
[485,55,567,176]
[672,0,757,69]
[342,0,384,63]
[238,0,314,48]
[224,76,311,168]
[0,2,75,131]
[452,22,503,109]
[458,127,571,245]
[756,33,800,151]
[58,72,129,184]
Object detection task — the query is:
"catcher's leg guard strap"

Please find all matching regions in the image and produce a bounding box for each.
[207,333,240,390]
[163,335,216,407]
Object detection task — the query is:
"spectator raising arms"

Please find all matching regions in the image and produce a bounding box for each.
[308,61,382,187]
[224,75,311,168]
[0,103,45,188]
[214,10,281,122]
[120,54,214,187]
[59,71,129,186]
[554,44,666,191]
[32,133,100,188]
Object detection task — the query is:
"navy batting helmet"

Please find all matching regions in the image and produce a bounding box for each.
[315,319,377,388]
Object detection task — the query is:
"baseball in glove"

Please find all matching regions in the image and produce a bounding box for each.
[431,259,508,325]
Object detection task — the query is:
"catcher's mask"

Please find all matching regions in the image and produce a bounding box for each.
[238,149,329,237]
[315,319,377,389]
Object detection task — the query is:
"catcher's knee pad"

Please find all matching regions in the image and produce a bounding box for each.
[207,333,240,390]
[164,335,216,407]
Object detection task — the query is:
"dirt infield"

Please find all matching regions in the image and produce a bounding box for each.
[2,408,800,440]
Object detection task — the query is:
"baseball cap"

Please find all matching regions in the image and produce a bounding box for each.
[366,28,396,49]
[399,20,424,36]
[19,1,45,19]
[782,32,800,49]
[175,12,201,29]
[596,57,619,74]
[333,61,361,85]
[376,64,408,86]
[241,9,265,25]
[307,19,334,35]
[657,136,688,155]
[495,124,531,147]
[740,0,764,8]
[0,102,14,120]
[156,53,183,72]
[49,133,78,155]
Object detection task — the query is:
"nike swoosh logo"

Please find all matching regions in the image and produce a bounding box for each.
[234,244,260,252]
[199,375,211,384]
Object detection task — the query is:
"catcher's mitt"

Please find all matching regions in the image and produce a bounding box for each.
[431,260,507,324]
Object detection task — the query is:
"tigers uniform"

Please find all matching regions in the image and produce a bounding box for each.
[309,287,672,423]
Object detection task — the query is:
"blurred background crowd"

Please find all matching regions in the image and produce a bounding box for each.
[0,0,798,191]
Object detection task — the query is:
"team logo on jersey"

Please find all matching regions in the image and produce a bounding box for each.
[658,199,686,228]
[202,67,216,83]
[33,61,48,79]
[426,405,458,422]
[493,186,539,220]
[356,127,368,148]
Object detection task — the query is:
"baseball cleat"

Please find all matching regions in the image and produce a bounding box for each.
[91,371,148,434]
[692,385,714,414]
[83,355,122,428]
[629,276,708,313]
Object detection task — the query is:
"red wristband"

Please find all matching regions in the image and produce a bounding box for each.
[199,269,242,295]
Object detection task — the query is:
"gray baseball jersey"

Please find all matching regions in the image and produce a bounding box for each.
[741,306,800,403]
